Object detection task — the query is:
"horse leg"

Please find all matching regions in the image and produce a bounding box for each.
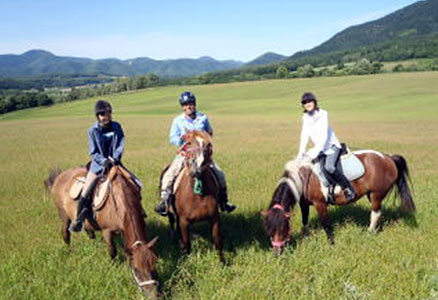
[314,201,334,244]
[179,218,191,254]
[57,205,71,245]
[62,218,71,245]
[168,213,177,241]
[103,230,117,260]
[210,216,225,264]
[368,192,383,233]
[85,229,96,239]
[299,201,310,237]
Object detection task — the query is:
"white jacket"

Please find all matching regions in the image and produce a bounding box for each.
[297,108,341,159]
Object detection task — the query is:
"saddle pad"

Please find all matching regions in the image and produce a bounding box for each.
[314,153,365,187]
[69,176,86,200]
[93,178,111,211]
[341,152,365,181]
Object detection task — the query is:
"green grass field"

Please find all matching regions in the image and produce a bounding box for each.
[1,72,438,300]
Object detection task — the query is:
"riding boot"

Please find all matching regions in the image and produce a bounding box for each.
[326,184,336,205]
[70,196,91,232]
[218,188,236,213]
[331,171,356,202]
[154,189,171,216]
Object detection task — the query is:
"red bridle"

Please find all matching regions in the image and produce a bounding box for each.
[270,204,290,248]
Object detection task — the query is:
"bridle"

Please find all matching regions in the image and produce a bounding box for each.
[269,204,291,248]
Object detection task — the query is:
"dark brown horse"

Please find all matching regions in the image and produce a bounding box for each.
[162,130,225,263]
[263,151,415,255]
[45,166,159,298]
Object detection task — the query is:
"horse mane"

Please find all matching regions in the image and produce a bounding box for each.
[110,170,148,246]
[185,130,213,145]
[110,170,157,276]
[269,179,296,210]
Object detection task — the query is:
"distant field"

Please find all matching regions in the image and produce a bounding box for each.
[1,72,438,300]
[381,58,436,71]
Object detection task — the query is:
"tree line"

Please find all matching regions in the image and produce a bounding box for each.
[0,92,54,114]
[1,34,438,115]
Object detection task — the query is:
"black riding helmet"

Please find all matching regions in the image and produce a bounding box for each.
[301,92,317,105]
[95,100,112,116]
[179,91,196,106]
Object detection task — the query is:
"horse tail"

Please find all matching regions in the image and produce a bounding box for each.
[391,155,416,213]
[44,166,62,192]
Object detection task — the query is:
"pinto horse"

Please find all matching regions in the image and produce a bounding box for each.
[45,166,159,298]
[162,130,225,263]
[263,151,415,255]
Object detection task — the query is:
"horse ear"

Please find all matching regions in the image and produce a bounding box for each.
[261,210,269,217]
[146,236,159,249]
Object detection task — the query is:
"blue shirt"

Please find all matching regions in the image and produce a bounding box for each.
[88,121,125,174]
[169,111,212,146]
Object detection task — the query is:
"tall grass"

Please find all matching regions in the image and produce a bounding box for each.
[1,72,438,299]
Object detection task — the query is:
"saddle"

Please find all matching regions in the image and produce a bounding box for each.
[69,167,118,211]
[162,163,217,196]
[313,145,365,188]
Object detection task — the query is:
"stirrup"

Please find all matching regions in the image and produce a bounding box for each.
[154,199,168,216]
[69,208,90,232]
[70,220,83,232]
[326,193,336,205]
[344,188,356,202]
[220,202,236,213]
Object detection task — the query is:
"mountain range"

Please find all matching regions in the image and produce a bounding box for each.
[288,0,438,61]
[0,50,244,78]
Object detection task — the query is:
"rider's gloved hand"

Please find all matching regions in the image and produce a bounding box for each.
[103,159,112,170]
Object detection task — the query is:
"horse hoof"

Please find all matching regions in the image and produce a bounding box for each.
[368,227,378,234]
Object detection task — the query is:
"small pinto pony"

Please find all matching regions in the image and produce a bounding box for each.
[161,130,225,263]
[45,165,159,298]
[263,151,415,255]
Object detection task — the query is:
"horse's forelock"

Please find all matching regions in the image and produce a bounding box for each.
[133,244,157,270]
[186,130,213,145]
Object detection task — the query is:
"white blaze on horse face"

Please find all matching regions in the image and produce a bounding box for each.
[368,210,381,232]
[195,137,205,167]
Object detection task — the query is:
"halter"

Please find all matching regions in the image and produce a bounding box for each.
[130,240,158,287]
[272,204,285,211]
[132,240,144,248]
[131,268,158,287]
[271,239,288,248]
[270,205,290,248]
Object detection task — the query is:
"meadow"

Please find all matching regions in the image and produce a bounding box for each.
[1,72,438,300]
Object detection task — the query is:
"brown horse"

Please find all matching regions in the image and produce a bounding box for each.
[45,165,159,298]
[162,130,225,263]
[263,151,415,255]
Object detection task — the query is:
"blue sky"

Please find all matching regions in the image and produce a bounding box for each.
[0,0,419,62]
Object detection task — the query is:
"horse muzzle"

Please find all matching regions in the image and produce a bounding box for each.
[271,239,288,256]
